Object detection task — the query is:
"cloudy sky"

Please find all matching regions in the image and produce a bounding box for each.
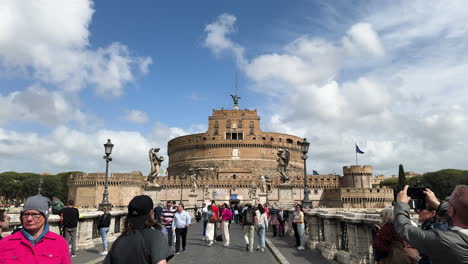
[1,0,467,176]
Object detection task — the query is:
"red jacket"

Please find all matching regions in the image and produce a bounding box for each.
[0,230,70,264]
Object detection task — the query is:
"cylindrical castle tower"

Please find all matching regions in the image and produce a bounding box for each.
[341,165,373,188]
[166,108,304,185]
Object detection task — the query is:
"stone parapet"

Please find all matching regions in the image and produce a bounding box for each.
[283,208,415,264]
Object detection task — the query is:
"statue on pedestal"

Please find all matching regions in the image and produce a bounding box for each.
[248,181,257,199]
[277,149,290,183]
[190,174,198,193]
[204,185,210,200]
[258,175,267,193]
[147,148,164,186]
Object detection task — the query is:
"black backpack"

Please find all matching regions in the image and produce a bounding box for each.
[244,209,254,225]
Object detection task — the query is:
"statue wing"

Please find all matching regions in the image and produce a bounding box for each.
[149,148,154,161]
[285,149,290,166]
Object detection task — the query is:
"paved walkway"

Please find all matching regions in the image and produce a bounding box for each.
[73,221,333,264]
[167,221,276,264]
[265,229,335,264]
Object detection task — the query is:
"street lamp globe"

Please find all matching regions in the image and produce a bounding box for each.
[301,138,310,154]
[104,139,114,156]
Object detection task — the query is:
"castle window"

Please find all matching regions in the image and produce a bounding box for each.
[279,138,283,142]
[314,190,318,194]
[214,129,219,136]
[249,129,254,135]
[262,137,266,140]
[286,138,293,144]
[226,120,231,128]
[238,121,242,128]
[214,121,219,128]
[249,121,254,128]
[232,174,236,179]
[226,132,244,140]
[270,137,274,141]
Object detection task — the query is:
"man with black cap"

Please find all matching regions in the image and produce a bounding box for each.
[105,195,173,264]
[0,194,70,263]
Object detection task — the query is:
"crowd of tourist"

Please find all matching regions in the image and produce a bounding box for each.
[0,183,467,264]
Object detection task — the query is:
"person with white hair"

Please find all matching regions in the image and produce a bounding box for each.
[372,207,410,263]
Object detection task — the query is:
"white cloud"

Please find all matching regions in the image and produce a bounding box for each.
[342,23,385,57]
[204,13,246,67]
[124,109,149,124]
[0,0,151,96]
[0,85,86,126]
[204,8,468,176]
[0,123,191,175]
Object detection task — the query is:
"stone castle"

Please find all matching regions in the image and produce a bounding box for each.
[68,101,393,208]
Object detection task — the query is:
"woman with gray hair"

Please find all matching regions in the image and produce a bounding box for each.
[372,207,410,263]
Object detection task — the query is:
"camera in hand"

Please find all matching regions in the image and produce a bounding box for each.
[407,187,426,210]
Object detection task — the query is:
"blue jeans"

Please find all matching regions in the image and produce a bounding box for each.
[164,226,173,248]
[256,223,265,248]
[203,221,208,236]
[297,223,305,247]
[99,227,110,250]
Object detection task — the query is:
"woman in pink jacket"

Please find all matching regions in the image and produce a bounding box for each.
[220,203,233,247]
[0,195,70,264]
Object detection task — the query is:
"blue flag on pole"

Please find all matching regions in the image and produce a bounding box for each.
[355,144,365,154]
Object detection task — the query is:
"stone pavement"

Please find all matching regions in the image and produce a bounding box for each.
[73,221,333,264]
[168,221,277,264]
[265,229,335,264]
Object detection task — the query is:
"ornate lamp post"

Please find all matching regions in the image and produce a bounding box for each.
[301,138,312,208]
[179,175,186,204]
[99,139,114,210]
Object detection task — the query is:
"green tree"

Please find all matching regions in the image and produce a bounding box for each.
[380,177,398,189]
[396,164,407,193]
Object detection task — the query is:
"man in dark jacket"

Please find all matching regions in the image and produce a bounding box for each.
[395,185,468,264]
[61,200,80,257]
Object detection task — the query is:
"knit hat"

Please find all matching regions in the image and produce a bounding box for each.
[21,194,52,220]
[127,195,154,229]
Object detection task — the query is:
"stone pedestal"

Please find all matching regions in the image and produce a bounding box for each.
[258,193,267,204]
[277,183,295,208]
[144,185,161,203]
[189,193,198,206]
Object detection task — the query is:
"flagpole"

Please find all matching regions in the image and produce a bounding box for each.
[356,149,358,165]
[355,143,358,165]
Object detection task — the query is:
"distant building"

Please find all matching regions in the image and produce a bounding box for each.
[372,175,385,188]
[321,165,393,208]
[68,171,145,208]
